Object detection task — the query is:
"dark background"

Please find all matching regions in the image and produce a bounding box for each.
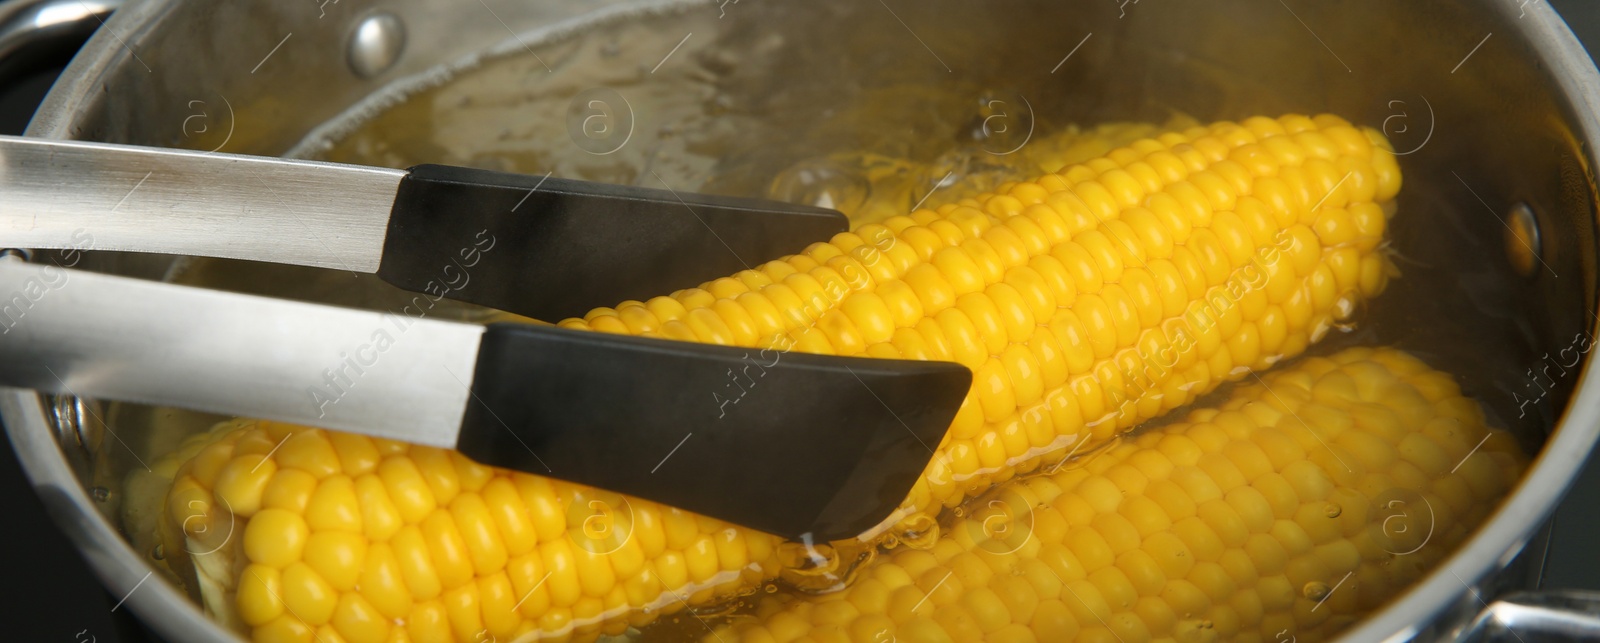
[2,2,1600,641]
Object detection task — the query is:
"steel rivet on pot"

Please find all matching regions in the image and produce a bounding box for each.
[1505,202,1542,277]
[50,394,100,454]
[41,394,98,478]
[347,12,406,79]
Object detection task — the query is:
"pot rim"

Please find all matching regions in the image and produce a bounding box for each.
[12,1,247,639]
[10,1,1600,641]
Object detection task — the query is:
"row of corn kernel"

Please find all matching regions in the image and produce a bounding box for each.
[559,116,1283,343]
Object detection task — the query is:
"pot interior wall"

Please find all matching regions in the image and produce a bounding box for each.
[25,0,1599,639]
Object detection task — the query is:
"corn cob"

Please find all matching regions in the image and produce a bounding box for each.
[712,348,1527,643]
[165,421,789,643]
[166,114,1403,642]
[556,113,1401,543]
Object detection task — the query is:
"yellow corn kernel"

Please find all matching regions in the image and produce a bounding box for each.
[255,614,316,643]
[357,543,412,620]
[276,430,342,479]
[237,564,285,627]
[352,474,403,542]
[306,475,363,533]
[281,561,338,626]
[330,593,389,643]
[376,457,436,524]
[303,531,367,592]
[244,508,309,569]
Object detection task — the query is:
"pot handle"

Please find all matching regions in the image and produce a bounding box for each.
[0,0,122,86]
[1460,589,1600,642]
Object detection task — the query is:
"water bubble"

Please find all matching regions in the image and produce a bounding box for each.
[1302,581,1332,601]
[1333,294,1361,322]
[925,148,1021,204]
[966,90,1035,156]
[1175,618,1217,642]
[708,94,736,115]
[768,157,870,215]
[893,514,940,550]
[1324,503,1343,519]
[90,487,110,502]
[852,546,879,572]
[777,541,838,574]
[764,583,778,594]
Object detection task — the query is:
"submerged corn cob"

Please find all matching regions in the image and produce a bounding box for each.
[712,348,1527,642]
[556,113,1401,542]
[167,114,1403,642]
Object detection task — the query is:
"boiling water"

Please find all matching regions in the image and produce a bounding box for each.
[292,1,1134,221]
[103,1,1553,640]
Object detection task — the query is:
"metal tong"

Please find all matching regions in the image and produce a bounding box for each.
[0,135,971,540]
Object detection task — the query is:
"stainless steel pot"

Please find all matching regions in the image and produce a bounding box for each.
[4,0,1600,640]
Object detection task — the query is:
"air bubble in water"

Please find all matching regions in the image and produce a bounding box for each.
[892,514,940,550]
[768,157,870,215]
[1175,618,1217,642]
[1303,581,1332,601]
